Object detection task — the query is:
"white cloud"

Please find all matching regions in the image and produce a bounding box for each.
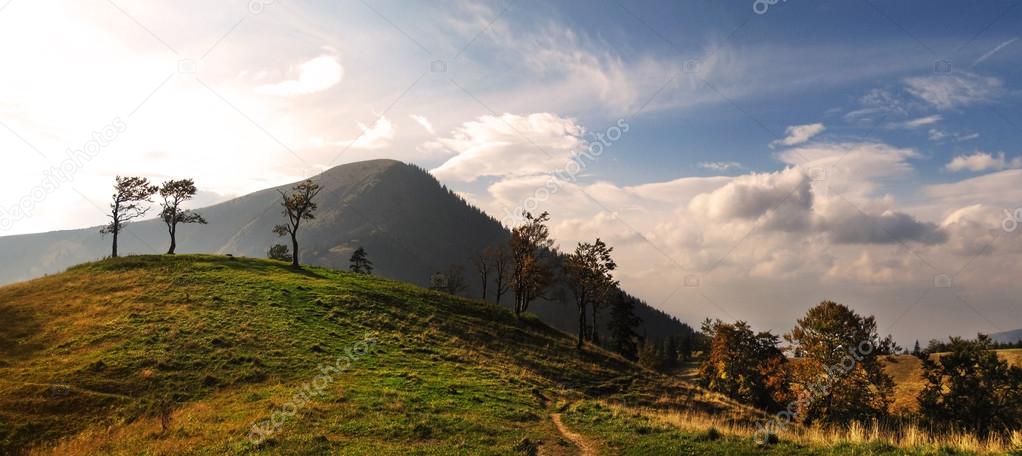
[771,123,825,148]
[945,151,1018,172]
[890,115,942,129]
[903,71,1003,110]
[428,113,585,182]
[698,161,743,171]
[409,114,435,135]
[334,116,395,150]
[256,55,344,97]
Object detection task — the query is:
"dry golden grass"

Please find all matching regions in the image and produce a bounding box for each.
[612,402,1022,455]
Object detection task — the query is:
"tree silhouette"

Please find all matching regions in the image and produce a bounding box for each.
[487,245,512,305]
[159,179,206,254]
[272,179,322,268]
[349,246,373,275]
[472,250,492,300]
[564,238,618,349]
[509,212,554,317]
[607,291,641,360]
[918,334,1022,437]
[100,176,158,258]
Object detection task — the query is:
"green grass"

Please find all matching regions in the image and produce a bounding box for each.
[0,255,744,455]
[3,255,1007,455]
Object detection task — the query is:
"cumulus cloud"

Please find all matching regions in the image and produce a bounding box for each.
[903,71,1003,110]
[257,55,344,96]
[428,113,585,182]
[771,123,825,147]
[689,167,813,232]
[820,209,946,245]
[946,151,1020,172]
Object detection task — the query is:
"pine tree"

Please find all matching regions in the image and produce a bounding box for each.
[349,246,373,275]
[607,292,641,360]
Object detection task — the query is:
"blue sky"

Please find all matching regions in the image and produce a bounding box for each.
[0,0,1020,344]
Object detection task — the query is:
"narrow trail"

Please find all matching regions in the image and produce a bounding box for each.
[550,412,598,456]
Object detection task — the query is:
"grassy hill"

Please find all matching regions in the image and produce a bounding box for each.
[3,255,1017,455]
[0,159,695,345]
[0,255,765,455]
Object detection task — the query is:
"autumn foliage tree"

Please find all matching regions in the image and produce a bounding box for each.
[509,212,554,317]
[564,238,618,349]
[698,319,790,411]
[272,179,322,268]
[785,301,896,425]
[100,176,158,258]
[159,179,206,254]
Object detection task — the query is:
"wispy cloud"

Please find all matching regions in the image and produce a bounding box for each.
[409,114,434,135]
[770,123,825,148]
[698,161,743,171]
[903,71,1003,110]
[889,115,942,129]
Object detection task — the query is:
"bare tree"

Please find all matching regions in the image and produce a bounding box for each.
[564,239,618,349]
[159,179,206,254]
[100,176,158,258]
[444,265,468,296]
[485,245,512,305]
[472,250,492,300]
[272,179,322,268]
[509,212,554,317]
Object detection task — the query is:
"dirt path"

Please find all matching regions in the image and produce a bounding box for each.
[550,412,598,456]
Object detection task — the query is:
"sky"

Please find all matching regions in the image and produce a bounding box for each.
[0,0,1020,345]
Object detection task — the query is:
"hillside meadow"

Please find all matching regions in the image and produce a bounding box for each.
[0,255,1019,455]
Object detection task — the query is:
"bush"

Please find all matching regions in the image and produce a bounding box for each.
[267,244,292,262]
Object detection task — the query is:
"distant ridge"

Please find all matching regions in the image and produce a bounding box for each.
[0,159,693,341]
[992,328,1022,344]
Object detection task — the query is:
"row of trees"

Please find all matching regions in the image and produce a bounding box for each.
[465,212,638,352]
[100,176,206,257]
[698,301,1022,437]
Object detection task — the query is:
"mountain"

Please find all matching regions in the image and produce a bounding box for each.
[992,328,1022,344]
[0,255,754,454]
[0,159,693,341]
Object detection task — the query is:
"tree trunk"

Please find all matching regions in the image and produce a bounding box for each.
[590,302,599,343]
[480,273,488,301]
[166,224,176,254]
[290,232,300,268]
[111,229,119,258]
[577,303,586,349]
